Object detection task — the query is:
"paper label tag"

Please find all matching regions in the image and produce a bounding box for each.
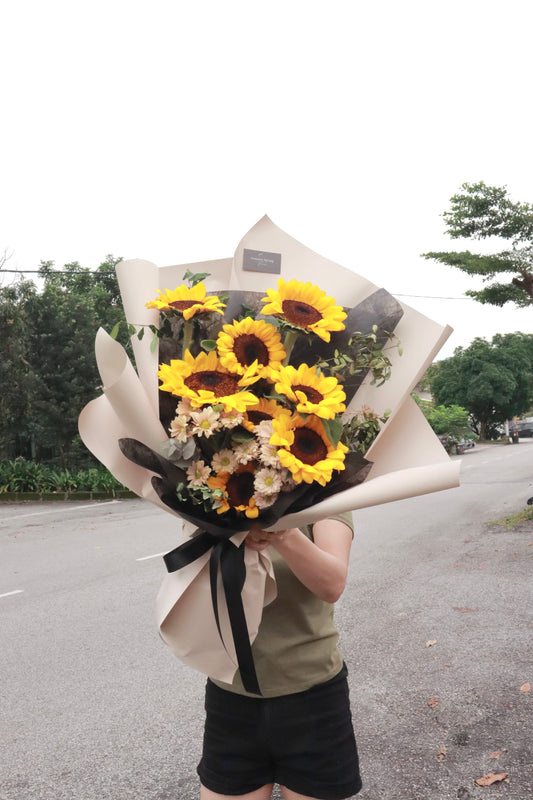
[242,248,281,274]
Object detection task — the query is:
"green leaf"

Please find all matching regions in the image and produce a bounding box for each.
[201,339,217,351]
[231,428,255,443]
[321,417,344,447]
[109,321,121,339]
[183,269,210,286]
[150,332,159,353]
[261,315,280,328]
[239,303,258,320]
[137,326,145,340]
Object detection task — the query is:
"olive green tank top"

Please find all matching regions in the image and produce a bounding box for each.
[210,511,354,698]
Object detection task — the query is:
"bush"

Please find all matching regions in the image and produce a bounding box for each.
[0,458,125,493]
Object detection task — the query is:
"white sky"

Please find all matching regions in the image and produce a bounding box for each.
[2,0,532,359]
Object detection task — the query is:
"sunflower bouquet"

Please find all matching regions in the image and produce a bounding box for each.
[117,273,396,536]
[79,215,459,690]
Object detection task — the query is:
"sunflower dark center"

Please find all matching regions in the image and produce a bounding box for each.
[293,384,324,404]
[226,471,255,507]
[281,299,322,327]
[233,334,270,366]
[247,410,273,425]
[169,300,199,310]
[185,370,239,396]
[290,427,327,465]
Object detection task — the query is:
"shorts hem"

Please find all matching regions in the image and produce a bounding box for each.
[197,764,274,796]
[277,773,363,800]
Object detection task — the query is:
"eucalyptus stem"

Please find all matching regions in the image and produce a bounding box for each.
[283,330,298,365]
[182,319,194,357]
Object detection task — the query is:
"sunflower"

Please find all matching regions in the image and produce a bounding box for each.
[260,278,346,342]
[273,364,346,420]
[217,317,286,378]
[207,464,259,519]
[270,413,348,486]
[158,349,259,412]
[241,397,291,433]
[146,282,225,319]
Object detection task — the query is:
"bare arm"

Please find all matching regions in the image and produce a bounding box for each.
[246,518,352,603]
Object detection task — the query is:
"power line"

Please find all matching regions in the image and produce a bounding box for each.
[0,269,475,300]
[394,293,471,300]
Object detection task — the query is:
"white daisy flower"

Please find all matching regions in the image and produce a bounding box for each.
[253,491,278,510]
[254,468,283,496]
[177,398,193,418]
[186,460,211,487]
[211,449,238,474]
[190,406,220,438]
[219,408,244,429]
[234,439,260,465]
[255,419,274,443]
[260,442,282,469]
[169,414,189,443]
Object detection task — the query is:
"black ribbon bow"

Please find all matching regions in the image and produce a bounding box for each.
[163,527,262,695]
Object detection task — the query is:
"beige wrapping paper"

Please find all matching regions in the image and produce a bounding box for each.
[156,524,277,683]
[79,216,460,683]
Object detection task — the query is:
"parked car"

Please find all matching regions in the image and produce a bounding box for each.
[455,439,475,454]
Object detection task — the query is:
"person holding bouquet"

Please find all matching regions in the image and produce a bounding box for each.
[197,512,362,800]
[78,225,455,800]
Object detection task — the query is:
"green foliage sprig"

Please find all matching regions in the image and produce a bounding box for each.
[341,408,391,455]
[316,326,401,387]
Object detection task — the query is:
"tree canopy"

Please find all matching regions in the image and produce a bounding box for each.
[414,400,473,446]
[0,257,126,467]
[428,333,533,440]
[423,181,533,307]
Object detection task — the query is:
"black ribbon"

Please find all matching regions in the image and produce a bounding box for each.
[164,529,262,695]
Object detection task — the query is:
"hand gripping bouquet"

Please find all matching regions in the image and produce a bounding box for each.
[79,216,460,694]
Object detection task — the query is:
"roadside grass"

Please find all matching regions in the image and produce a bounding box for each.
[489,507,533,529]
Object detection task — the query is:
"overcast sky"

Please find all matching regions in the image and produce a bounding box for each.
[2,0,532,359]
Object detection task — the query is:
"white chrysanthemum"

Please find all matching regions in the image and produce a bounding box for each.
[190,406,220,438]
[186,460,211,487]
[211,449,238,474]
[260,442,282,469]
[234,439,260,465]
[177,398,193,418]
[254,468,282,496]
[169,414,189,443]
[253,491,278,510]
[219,409,245,429]
[255,419,274,443]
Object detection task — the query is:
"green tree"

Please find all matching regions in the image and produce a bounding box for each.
[428,333,533,440]
[0,278,40,459]
[0,256,126,467]
[423,181,533,306]
[414,400,473,447]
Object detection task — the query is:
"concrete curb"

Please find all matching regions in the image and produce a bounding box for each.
[0,490,137,503]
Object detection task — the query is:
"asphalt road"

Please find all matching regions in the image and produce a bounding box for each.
[1,440,532,800]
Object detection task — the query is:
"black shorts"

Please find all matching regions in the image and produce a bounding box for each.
[197,664,362,799]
